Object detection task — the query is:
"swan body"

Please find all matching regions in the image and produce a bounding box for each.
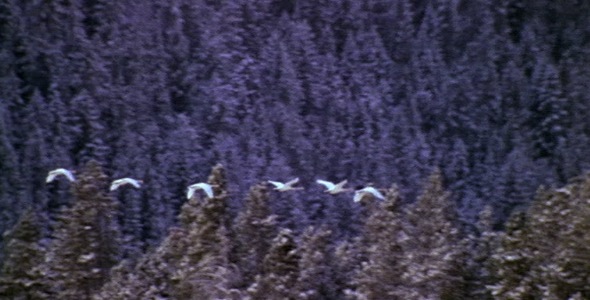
[316,179,350,194]
[187,182,214,199]
[46,168,76,183]
[555,187,571,196]
[353,186,385,202]
[268,177,303,192]
[110,178,142,191]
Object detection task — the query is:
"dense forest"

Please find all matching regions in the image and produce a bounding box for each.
[1,0,589,299]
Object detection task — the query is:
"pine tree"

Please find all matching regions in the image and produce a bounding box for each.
[110,184,144,260]
[334,239,363,299]
[486,208,534,299]
[19,90,51,209]
[80,0,122,43]
[172,163,237,299]
[351,185,406,300]
[159,0,194,114]
[387,0,414,63]
[90,260,135,300]
[232,183,277,288]
[497,144,552,221]
[41,160,121,299]
[69,89,110,164]
[248,228,300,300]
[294,226,337,300]
[0,0,24,107]
[558,45,590,180]
[527,57,569,180]
[0,208,47,299]
[0,100,21,233]
[93,226,189,300]
[463,205,496,299]
[96,164,240,299]
[488,178,590,299]
[398,170,466,299]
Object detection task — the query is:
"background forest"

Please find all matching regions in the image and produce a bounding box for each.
[1,0,590,299]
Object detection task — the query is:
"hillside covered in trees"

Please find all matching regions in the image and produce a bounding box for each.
[1,0,590,299]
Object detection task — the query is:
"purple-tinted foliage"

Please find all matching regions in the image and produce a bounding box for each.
[0,0,588,253]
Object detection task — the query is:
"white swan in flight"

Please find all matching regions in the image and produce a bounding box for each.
[316,179,350,194]
[46,168,76,183]
[110,178,142,191]
[555,187,571,196]
[187,182,214,199]
[268,177,303,192]
[353,186,385,202]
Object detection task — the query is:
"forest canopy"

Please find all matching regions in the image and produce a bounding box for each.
[1,0,589,299]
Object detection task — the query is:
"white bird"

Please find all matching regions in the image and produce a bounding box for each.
[187,182,214,199]
[353,186,385,202]
[46,168,76,183]
[268,178,303,192]
[555,187,571,196]
[110,178,142,191]
[316,179,351,194]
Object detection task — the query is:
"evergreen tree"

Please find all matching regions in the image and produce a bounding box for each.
[109,121,148,260]
[110,185,144,260]
[488,179,590,299]
[41,160,121,299]
[294,226,337,300]
[527,57,569,180]
[69,89,110,164]
[0,101,21,233]
[0,208,47,299]
[93,226,189,299]
[81,0,122,43]
[97,164,240,299]
[232,183,277,288]
[497,145,553,220]
[384,0,415,63]
[248,228,300,300]
[19,90,51,209]
[351,185,406,299]
[486,208,534,299]
[90,261,134,300]
[463,205,496,299]
[334,239,363,299]
[172,163,236,299]
[0,0,25,108]
[398,170,466,299]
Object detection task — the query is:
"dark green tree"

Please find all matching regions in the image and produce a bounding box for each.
[295,226,337,300]
[333,239,363,299]
[463,205,496,299]
[488,179,590,299]
[93,226,189,300]
[351,185,406,299]
[172,163,237,299]
[0,208,47,299]
[41,160,121,299]
[231,183,277,288]
[398,170,466,299]
[0,100,21,233]
[527,57,569,181]
[248,228,300,300]
[96,164,240,299]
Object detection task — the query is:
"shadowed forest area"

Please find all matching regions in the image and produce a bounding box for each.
[1,0,589,299]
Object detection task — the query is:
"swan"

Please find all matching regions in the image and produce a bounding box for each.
[46,168,76,183]
[187,182,214,199]
[353,186,385,202]
[110,178,142,191]
[316,179,350,194]
[268,177,303,192]
[555,187,571,196]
